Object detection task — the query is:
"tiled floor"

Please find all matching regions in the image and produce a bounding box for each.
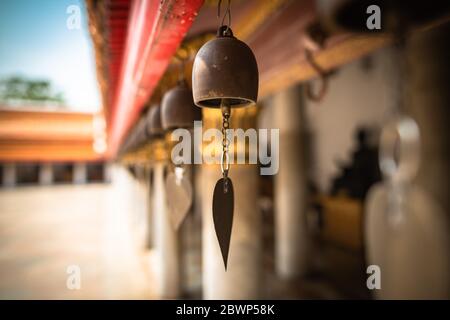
[0,183,155,299]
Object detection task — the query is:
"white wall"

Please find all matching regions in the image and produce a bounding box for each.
[304,46,399,192]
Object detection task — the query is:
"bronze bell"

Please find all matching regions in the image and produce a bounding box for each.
[161,81,202,130]
[192,26,258,108]
[134,118,149,147]
[146,104,163,137]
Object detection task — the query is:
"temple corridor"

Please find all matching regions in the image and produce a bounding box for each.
[1,0,449,302]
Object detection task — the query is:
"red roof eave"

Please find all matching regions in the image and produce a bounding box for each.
[106,0,204,158]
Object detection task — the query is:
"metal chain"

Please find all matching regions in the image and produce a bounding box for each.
[221,104,231,193]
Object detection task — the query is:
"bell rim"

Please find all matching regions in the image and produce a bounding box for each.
[162,123,199,131]
[192,28,259,109]
[194,96,256,109]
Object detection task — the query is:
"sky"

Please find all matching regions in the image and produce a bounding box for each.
[0,0,101,111]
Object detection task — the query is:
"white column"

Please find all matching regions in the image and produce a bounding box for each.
[145,166,153,249]
[202,164,262,299]
[153,162,180,298]
[2,163,16,187]
[406,24,450,216]
[73,163,87,184]
[179,165,202,296]
[39,163,53,185]
[273,85,309,278]
[104,163,113,183]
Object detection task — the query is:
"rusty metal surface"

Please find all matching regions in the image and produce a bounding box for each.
[161,82,202,130]
[192,27,259,108]
[212,177,234,269]
[146,105,163,137]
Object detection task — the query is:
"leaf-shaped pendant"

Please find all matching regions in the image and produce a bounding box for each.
[212,177,234,269]
[165,172,193,230]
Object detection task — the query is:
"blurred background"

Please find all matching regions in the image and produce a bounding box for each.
[0,0,449,299]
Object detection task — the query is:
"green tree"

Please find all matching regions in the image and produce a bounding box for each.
[0,76,65,105]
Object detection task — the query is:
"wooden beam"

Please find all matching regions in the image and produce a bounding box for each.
[233,0,290,40]
[258,34,391,98]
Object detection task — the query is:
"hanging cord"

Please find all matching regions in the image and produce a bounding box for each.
[302,23,332,103]
[381,7,411,120]
[304,49,331,102]
[220,103,231,193]
[217,0,231,35]
[392,18,410,116]
[389,38,407,117]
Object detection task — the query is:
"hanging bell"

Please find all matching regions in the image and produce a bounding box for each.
[134,118,150,148]
[161,81,202,130]
[146,104,163,138]
[192,24,259,270]
[161,82,200,230]
[192,25,259,108]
